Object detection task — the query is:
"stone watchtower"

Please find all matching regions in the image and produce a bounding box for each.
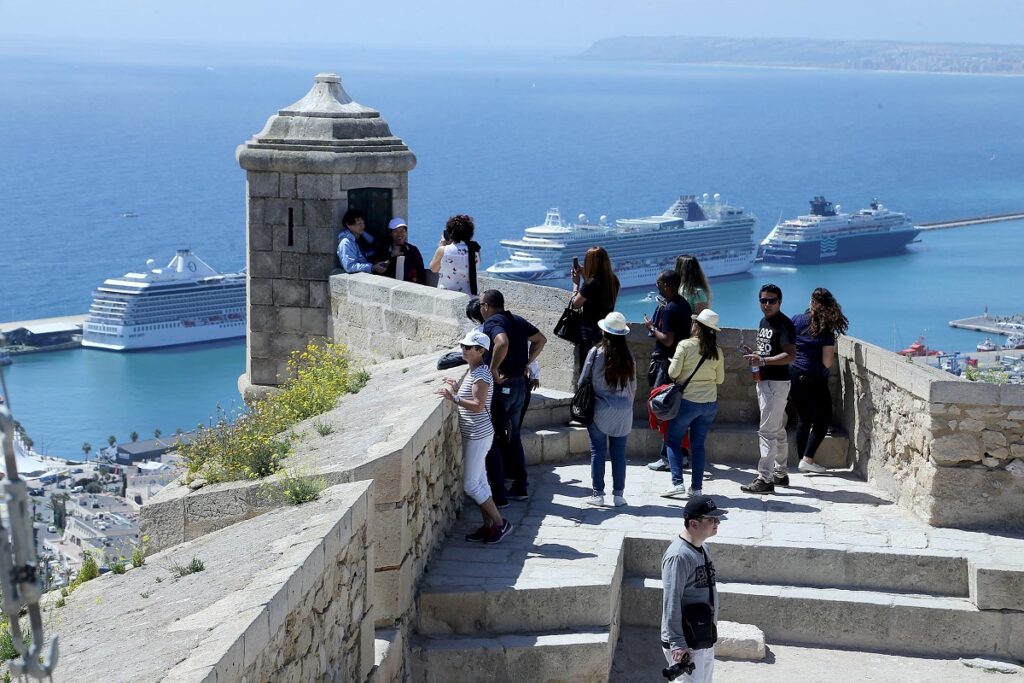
[237,73,416,392]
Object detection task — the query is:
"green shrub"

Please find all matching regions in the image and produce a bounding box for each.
[278,471,326,506]
[111,559,126,575]
[313,420,333,437]
[170,557,205,578]
[131,545,146,569]
[72,551,99,590]
[180,342,367,484]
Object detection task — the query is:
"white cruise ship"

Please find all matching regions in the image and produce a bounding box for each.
[82,250,245,351]
[486,194,757,288]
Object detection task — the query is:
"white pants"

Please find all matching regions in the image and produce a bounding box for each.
[662,646,715,683]
[756,379,791,481]
[463,434,494,505]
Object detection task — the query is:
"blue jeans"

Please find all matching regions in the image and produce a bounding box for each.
[587,423,628,495]
[485,377,528,499]
[665,399,718,490]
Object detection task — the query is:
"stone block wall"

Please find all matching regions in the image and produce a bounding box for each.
[330,273,579,392]
[141,353,465,674]
[837,335,1024,529]
[50,481,376,682]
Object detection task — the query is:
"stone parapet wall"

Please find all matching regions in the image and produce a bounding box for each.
[51,482,375,682]
[142,354,464,630]
[837,335,1024,529]
[330,273,579,392]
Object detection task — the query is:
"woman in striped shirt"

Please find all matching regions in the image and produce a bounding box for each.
[436,330,514,545]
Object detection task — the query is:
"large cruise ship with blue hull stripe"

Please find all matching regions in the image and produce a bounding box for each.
[760,197,919,265]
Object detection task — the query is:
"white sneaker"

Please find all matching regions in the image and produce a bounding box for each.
[660,484,687,498]
[798,460,827,473]
[585,494,606,507]
[687,488,701,497]
[612,495,627,507]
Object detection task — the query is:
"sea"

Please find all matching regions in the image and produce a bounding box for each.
[1,41,1023,458]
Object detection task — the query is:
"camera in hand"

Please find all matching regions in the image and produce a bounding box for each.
[662,652,695,679]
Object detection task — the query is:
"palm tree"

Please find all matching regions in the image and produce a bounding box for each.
[153,428,162,439]
[107,435,117,448]
[81,442,92,461]
[129,431,139,443]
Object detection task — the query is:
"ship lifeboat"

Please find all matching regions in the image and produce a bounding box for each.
[208,316,223,324]
[182,319,196,328]
[227,313,242,321]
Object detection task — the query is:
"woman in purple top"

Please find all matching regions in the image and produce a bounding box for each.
[791,288,848,473]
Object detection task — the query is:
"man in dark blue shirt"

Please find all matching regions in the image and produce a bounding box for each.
[643,271,693,472]
[480,289,547,505]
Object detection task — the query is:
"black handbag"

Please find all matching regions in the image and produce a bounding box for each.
[436,349,467,371]
[553,298,582,345]
[682,547,718,650]
[569,350,596,425]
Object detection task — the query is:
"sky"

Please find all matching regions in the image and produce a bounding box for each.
[1,0,1023,56]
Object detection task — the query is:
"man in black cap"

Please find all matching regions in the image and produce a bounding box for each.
[661,495,725,682]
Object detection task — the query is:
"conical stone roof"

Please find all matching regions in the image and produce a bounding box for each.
[237,73,416,174]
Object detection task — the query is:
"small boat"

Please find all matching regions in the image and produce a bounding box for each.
[977,338,998,352]
[122,211,139,218]
[899,335,941,357]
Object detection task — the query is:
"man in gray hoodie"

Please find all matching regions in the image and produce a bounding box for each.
[661,495,726,682]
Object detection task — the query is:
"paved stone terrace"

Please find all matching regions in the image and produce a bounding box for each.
[428,460,1024,591]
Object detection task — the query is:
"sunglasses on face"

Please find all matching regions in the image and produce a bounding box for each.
[759,298,779,305]
[460,344,482,351]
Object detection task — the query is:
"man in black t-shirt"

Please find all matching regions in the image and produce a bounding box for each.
[480,289,547,504]
[643,271,693,472]
[741,284,797,495]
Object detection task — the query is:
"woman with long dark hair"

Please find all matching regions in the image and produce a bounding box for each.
[792,288,849,473]
[570,246,621,367]
[674,254,711,314]
[580,312,636,507]
[659,309,725,498]
[430,214,481,295]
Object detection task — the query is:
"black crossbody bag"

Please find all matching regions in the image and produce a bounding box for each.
[682,547,718,650]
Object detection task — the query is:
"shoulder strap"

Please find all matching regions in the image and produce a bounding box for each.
[700,545,714,610]
[677,355,707,392]
[467,241,479,295]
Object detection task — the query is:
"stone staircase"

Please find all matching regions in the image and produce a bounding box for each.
[521,388,850,469]
[408,388,1024,682]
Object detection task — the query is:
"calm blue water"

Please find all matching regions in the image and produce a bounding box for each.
[2,45,1023,456]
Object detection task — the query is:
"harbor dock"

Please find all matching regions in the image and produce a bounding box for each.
[949,313,1024,336]
[918,212,1024,231]
[0,313,87,333]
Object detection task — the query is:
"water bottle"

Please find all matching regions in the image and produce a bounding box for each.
[739,344,761,382]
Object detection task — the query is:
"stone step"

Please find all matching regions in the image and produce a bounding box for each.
[521,387,574,429]
[409,628,613,683]
[522,420,849,469]
[417,581,621,636]
[622,536,969,597]
[623,577,1024,660]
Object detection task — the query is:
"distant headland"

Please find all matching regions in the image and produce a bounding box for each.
[579,36,1024,75]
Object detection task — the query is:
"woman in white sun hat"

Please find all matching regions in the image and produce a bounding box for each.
[660,309,725,500]
[580,311,637,507]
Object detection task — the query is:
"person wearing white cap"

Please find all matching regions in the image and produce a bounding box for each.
[660,309,725,499]
[581,311,636,507]
[435,329,514,544]
[384,217,426,284]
